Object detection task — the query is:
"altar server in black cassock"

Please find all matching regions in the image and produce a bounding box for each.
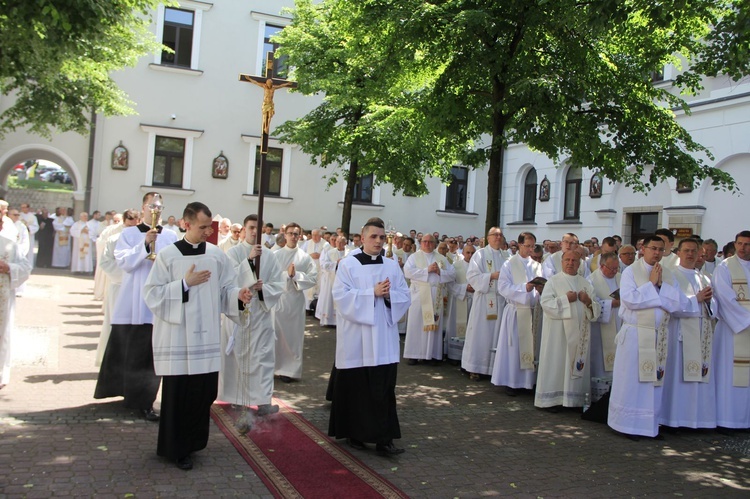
[328,218,410,456]
[144,202,251,470]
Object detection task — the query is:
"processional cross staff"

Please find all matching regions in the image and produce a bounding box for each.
[239,51,297,272]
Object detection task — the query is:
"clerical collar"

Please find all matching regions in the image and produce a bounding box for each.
[354,252,383,265]
[175,238,205,255]
[183,235,201,248]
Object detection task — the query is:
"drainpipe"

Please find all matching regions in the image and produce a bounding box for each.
[84,109,96,213]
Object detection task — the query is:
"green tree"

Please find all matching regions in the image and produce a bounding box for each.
[274,0,470,235]
[0,0,167,139]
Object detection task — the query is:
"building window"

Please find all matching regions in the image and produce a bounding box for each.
[522,168,537,222]
[154,2,211,71]
[263,24,289,78]
[141,124,203,190]
[161,8,194,68]
[563,168,582,220]
[353,174,374,203]
[152,136,185,187]
[253,146,283,196]
[445,166,468,211]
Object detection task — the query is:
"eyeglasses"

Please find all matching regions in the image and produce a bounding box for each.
[285,232,300,237]
[645,246,665,253]
[449,240,456,244]
[603,265,620,272]
[488,233,503,238]
[620,252,635,256]
[231,229,241,234]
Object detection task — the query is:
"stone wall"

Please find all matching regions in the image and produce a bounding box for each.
[4,188,76,212]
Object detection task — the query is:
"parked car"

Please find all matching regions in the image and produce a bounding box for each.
[45,171,72,184]
[34,165,62,179]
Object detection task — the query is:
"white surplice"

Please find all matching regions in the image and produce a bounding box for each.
[18,212,39,268]
[219,243,285,406]
[491,255,543,389]
[445,256,471,342]
[333,252,411,368]
[302,239,328,309]
[535,273,600,408]
[145,242,241,376]
[273,246,317,379]
[461,247,508,374]
[0,235,31,385]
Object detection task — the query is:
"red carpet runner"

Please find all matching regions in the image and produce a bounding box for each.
[211,398,408,498]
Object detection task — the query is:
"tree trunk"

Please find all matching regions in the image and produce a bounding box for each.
[485,120,507,235]
[341,158,359,237]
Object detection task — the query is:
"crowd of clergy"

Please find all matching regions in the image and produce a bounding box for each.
[3,191,749,469]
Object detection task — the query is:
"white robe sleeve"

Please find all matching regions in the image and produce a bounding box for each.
[291,253,317,291]
[540,276,572,320]
[6,240,31,289]
[466,251,492,294]
[714,263,750,334]
[114,228,149,273]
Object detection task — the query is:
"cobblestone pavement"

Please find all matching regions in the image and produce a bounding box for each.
[2,269,749,498]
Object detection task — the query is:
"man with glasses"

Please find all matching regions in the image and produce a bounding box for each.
[608,236,682,439]
[588,252,622,381]
[403,233,456,365]
[589,236,618,273]
[712,230,750,432]
[491,232,544,395]
[660,238,716,430]
[461,228,509,380]
[219,223,243,253]
[618,244,637,271]
[273,223,317,383]
[700,239,722,278]
[543,233,589,279]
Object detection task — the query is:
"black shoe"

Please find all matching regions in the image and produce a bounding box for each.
[346,438,366,450]
[717,426,737,436]
[176,455,193,471]
[141,408,160,422]
[257,404,279,416]
[278,375,294,383]
[376,441,405,456]
[505,387,518,397]
[407,359,418,366]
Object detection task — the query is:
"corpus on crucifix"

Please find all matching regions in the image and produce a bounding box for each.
[239,51,297,272]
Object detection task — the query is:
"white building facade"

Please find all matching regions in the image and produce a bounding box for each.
[0,1,747,246]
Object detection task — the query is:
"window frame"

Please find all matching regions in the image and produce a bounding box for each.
[563,168,582,220]
[251,12,291,76]
[154,1,211,71]
[140,124,203,192]
[522,168,537,222]
[252,146,283,196]
[243,136,292,199]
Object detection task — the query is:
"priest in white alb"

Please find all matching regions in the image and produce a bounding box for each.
[145,202,251,471]
[535,250,601,409]
[70,211,94,273]
[316,235,349,327]
[491,232,544,394]
[220,214,285,425]
[660,238,717,429]
[712,230,750,431]
[445,241,474,344]
[461,228,508,378]
[0,215,32,389]
[542,233,589,280]
[18,203,38,268]
[328,218,410,456]
[302,228,328,311]
[273,222,317,382]
[608,236,682,438]
[403,233,456,364]
[588,251,622,380]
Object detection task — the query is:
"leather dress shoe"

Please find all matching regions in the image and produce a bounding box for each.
[346,438,366,450]
[176,455,193,471]
[141,408,160,422]
[407,359,418,366]
[376,441,405,456]
[278,375,294,383]
[257,404,280,416]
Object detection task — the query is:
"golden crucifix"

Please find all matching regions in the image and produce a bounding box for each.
[239,52,297,140]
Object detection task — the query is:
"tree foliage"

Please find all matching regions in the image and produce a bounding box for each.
[278,0,749,234]
[0,0,167,138]
[274,0,472,234]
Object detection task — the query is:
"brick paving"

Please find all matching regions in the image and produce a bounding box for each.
[1,268,749,498]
